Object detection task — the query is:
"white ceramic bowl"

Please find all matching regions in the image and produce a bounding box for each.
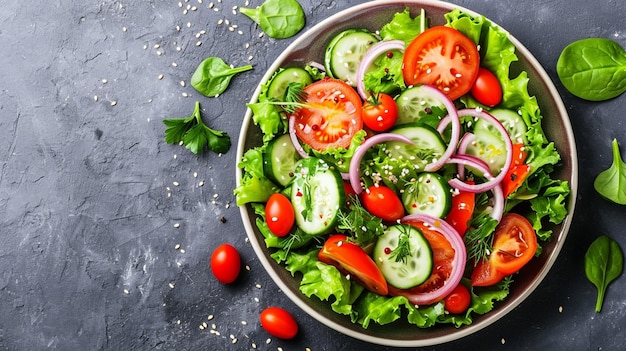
[236,0,578,346]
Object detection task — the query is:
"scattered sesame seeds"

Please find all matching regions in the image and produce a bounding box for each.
[110,101,117,106]
[198,181,205,187]
[158,74,164,80]
[168,282,175,289]
[123,289,130,295]
[173,223,180,228]
[255,283,262,289]
[173,181,180,186]
[174,244,181,250]
[208,314,214,320]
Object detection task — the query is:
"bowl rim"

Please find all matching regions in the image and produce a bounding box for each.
[235,0,578,347]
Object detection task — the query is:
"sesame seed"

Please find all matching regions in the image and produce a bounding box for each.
[173,181,180,186]
[241,320,247,325]
[168,282,175,288]
[172,62,178,67]
[501,338,506,344]
[266,338,272,344]
[158,74,164,80]
[93,95,98,101]
[196,41,202,46]
[174,244,181,250]
[173,223,180,228]
[180,249,186,254]
[110,101,117,106]
[182,92,189,97]
[198,181,204,187]
[255,283,262,288]
[123,289,130,295]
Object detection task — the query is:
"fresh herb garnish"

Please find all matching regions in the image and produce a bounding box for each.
[556,38,626,101]
[584,235,623,312]
[464,212,499,263]
[191,57,253,97]
[594,139,626,205]
[240,0,306,39]
[336,195,386,247]
[163,101,231,155]
[389,226,412,264]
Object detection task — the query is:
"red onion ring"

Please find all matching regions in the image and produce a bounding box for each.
[447,108,513,192]
[422,86,460,172]
[348,133,414,195]
[387,213,466,306]
[446,154,505,222]
[288,115,309,159]
[355,40,405,100]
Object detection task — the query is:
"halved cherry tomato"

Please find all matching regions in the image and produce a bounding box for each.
[501,143,531,197]
[318,234,388,295]
[265,193,295,237]
[471,257,506,287]
[445,181,475,236]
[293,78,363,151]
[260,306,298,339]
[362,93,398,132]
[444,284,471,314]
[471,67,502,107]
[210,244,241,284]
[402,26,480,100]
[471,213,538,286]
[360,185,405,222]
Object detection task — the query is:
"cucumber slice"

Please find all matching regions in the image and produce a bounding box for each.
[464,129,508,175]
[395,85,449,126]
[473,108,528,144]
[290,157,344,235]
[267,67,313,100]
[324,29,379,86]
[386,123,447,172]
[264,134,301,187]
[373,224,433,289]
[402,172,452,218]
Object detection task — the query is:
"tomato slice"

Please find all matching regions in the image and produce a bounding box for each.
[501,143,531,197]
[402,26,480,101]
[318,234,388,295]
[293,78,363,151]
[490,213,537,275]
[471,213,538,286]
[445,181,475,236]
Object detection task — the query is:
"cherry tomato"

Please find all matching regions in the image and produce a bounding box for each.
[360,185,405,222]
[362,93,398,132]
[402,26,480,100]
[259,307,298,339]
[471,67,503,107]
[293,78,363,151]
[210,243,241,284]
[343,181,357,206]
[265,193,295,237]
[445,181,476,236]
[318,234,388,295]
[471,213,537,286]
[444,284,471,314]
[501,143,531,197]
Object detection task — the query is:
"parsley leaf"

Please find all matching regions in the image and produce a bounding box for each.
[163,101,231,155]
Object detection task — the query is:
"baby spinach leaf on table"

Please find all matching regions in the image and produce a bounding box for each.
[191,57,253,97]
[584,235,623,312]
[163,101,231,155]
[594,139,626,205]
[556,38,626,101]
[239,0,305,39]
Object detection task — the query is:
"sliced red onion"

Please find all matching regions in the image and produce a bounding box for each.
[455,132,476,180]
[446,155,505,222]
[386,213,466,306]
[307,61,326,73]
[447,108,513,192]
[288,115,309,159]
[422,86,460,172]
[355,40,405,100]
[348,133,414,195]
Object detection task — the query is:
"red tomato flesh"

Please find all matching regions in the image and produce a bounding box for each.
[402,26,480,100]
[293,78,363,151]
[445,181,476,236]
[265,193,295,237]
[360,185,405,222]
[318,234,389,295]
[471,67,503,107]
[260,307,298,339]
[444,284,471,314]
[501,143,531,197]
[210,243,241,284]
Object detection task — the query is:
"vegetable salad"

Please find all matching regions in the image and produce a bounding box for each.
[235,7,571,328]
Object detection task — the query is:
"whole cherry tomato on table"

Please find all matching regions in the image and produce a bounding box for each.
[210,243,241,284]
[260,306,299,339]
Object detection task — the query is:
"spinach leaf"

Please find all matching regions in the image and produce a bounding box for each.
[556,38,626,101]
[584,235,623,312]
[594,139,626,205]
[191,57,252,97]
[240,0,305,39]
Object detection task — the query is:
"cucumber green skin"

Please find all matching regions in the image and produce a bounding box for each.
[264,134,301,187]
[373,224,433,289]
[324,29,379,85]
[290,158,345,236]
[402,172,452,218]
[267,67,313,100]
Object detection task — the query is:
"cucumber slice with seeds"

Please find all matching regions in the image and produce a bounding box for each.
[324,29,379,86]
[264,134,301,187]
[402,172,452,218]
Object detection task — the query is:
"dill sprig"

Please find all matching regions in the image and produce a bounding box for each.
[389,226,412,264]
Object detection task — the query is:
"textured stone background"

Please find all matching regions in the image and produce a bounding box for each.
[0,0,624,350]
